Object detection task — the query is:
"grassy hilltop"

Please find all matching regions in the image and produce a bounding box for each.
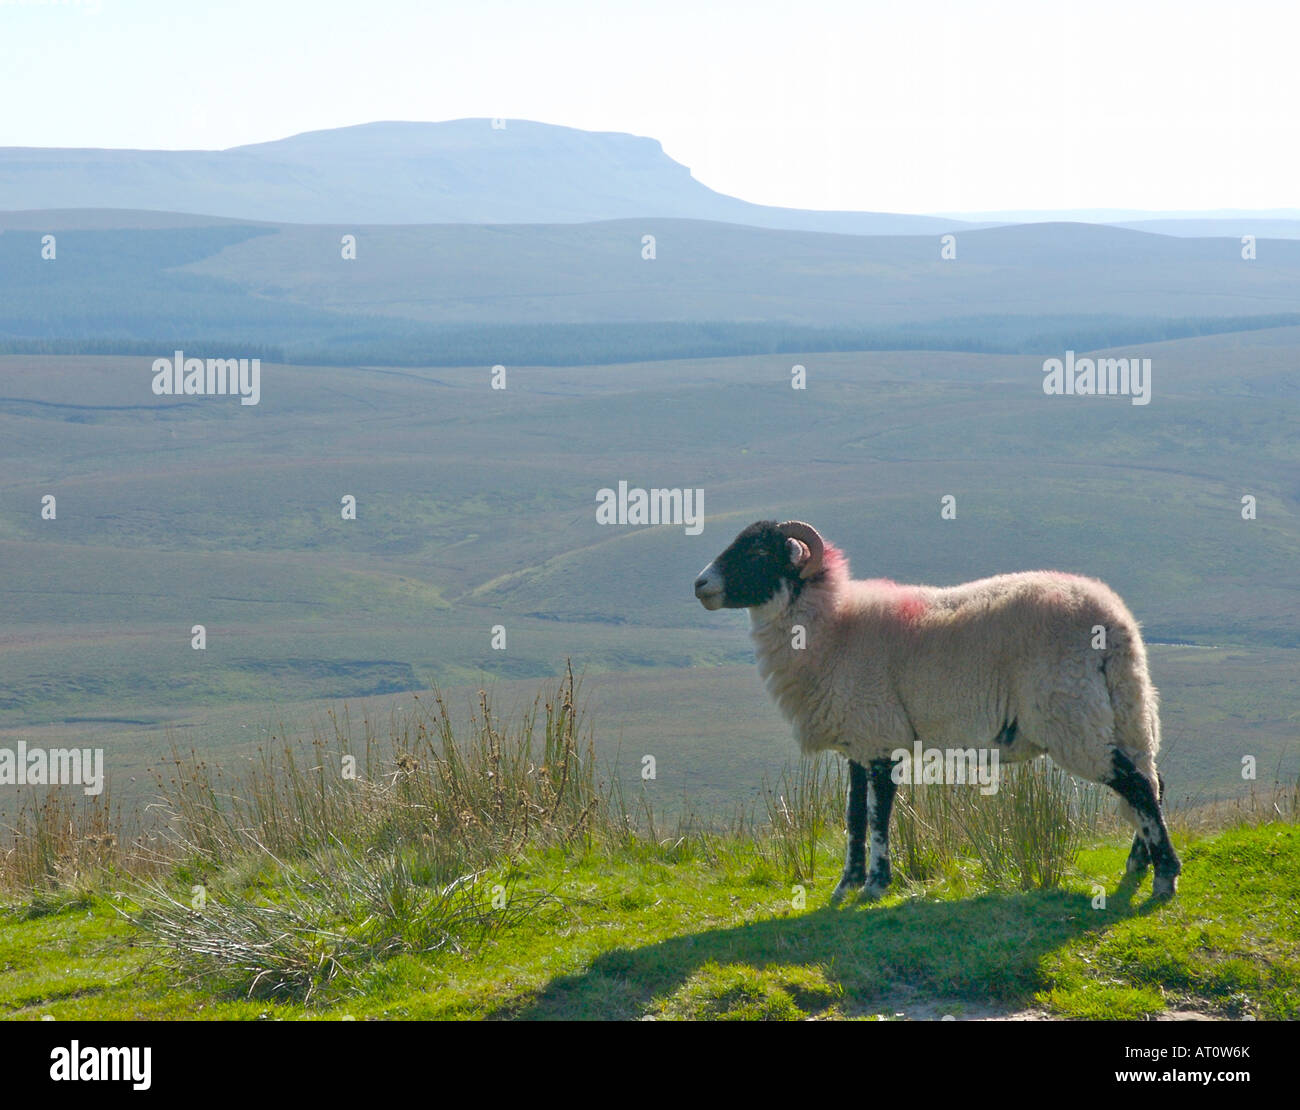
[1,672,1297,1022]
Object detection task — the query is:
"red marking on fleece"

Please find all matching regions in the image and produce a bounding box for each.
[895,592,928,622]
[858,574,927,622]
[818,543,849,581]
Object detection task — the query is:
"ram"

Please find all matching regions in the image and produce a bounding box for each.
[694,520,1181,901]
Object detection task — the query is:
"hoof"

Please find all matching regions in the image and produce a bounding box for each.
[830,874,863,905]
[1151,874,1178,899]
[859,870,892,901]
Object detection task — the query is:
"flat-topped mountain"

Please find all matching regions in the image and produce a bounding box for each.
[0,118,967,234]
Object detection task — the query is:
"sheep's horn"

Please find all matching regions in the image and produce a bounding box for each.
[777,520,825,579]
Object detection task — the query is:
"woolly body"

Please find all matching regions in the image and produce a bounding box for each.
[750,544,1159,791]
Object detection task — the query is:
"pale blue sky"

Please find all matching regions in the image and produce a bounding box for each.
[1,0,1296,213]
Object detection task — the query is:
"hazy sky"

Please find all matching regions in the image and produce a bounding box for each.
[2,0,1296,213]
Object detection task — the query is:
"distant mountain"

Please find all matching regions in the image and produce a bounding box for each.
[0,119,970,235]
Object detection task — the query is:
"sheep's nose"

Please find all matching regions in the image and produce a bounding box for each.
[693,576,708,591]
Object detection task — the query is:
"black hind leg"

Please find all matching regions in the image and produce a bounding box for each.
[1125,773,1167,874]
[1126,833,1150,874]
[1107,749,1180,897]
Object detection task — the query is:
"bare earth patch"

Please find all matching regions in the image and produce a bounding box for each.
[842,987,1225,1021]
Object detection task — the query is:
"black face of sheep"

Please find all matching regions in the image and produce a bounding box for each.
[693,520,821,610]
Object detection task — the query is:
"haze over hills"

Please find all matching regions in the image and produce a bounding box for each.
[0,119,971,235]
[6,118,1297,239]
[3,211,1299,366]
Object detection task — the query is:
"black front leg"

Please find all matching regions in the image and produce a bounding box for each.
[831,760,868,904]
[864,758,898,897]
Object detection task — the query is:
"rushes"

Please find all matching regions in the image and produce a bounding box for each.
[0,790,140,894]
[748,755,1106,893]
[0,665,601,901]
[145,660,600,876]
[955,760,1105,890]
[743,752,1106,892]
[891,777,968,884]
[756,756,843,884]
[893,760,1105,890]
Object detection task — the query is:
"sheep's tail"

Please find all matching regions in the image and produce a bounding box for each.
[1102,619,1162,795]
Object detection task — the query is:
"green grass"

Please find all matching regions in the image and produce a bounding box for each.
[3,823,1296,1020]
[1044,824,1300,1019]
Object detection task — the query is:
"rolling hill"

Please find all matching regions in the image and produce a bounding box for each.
[3,213,1299,366]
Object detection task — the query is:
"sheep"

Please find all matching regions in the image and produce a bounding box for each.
[693,520,1181,901]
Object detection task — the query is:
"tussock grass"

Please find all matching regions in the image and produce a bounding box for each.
[742,753,1108,893]
[130,840,551,1003]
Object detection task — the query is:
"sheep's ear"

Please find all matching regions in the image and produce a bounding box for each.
[786,537,811,569]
